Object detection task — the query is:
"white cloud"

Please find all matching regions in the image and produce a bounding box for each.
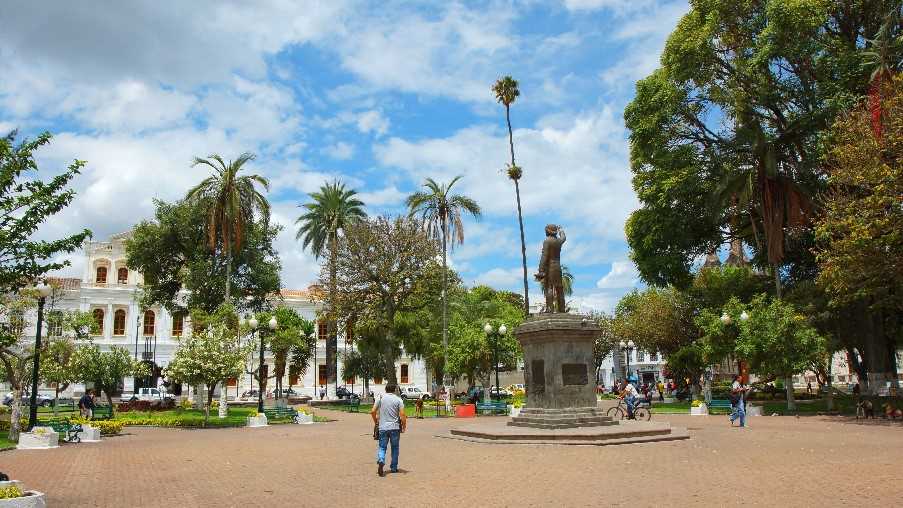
[357,186,406,207]
[356,110,390,136]
[473,267,524,289]
[596,261,639,289]
[322,142,355,160]
[270,201,322,289]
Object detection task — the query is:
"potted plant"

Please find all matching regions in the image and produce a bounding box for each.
[246,411,268,427]
[508,400,523,418]
[16,427,58,450]
[690,399,708,416]
[0,476,47,508]
[294,407,314,424]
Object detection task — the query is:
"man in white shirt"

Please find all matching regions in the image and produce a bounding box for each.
[370,383,407,477]
[729,375,748,427]
[620,376,639,419]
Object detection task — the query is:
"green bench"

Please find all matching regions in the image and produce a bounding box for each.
[262,406,299,422]
[92,405,113,420]
[708,399,733,414]
[45,418,82,443]
[345,398,360,413]
[475,401,508,415]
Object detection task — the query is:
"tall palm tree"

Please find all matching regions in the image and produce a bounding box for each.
[493,76,529,317]
[406,176,481,393]
[185,152,270,302]
[296,181,366,395]
[185,152,269,417]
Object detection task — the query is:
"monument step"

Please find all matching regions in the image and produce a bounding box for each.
[441,427,690,446]
[510,416,614,425]
[507,421,618,430]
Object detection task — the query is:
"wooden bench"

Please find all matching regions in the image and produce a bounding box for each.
[92,406,113,420]
[708,399,733,414]
[45,418,82,443]
[262,406,299,422]
[475,401,508,415]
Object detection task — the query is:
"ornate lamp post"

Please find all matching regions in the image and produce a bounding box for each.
[28,282,52,430]
[248,317,261,412]
[618,340,635,382]
[483,323,507,399]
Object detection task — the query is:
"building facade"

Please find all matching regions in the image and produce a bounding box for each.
[5,233,427,400]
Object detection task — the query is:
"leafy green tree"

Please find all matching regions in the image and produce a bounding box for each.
[296,180,366,392]
[72,344,149,411]
[492,76,530,316]
[252,307,314,396]
[613,287,695,356]
[341,326,394,397]
[39,337,77,415]
[0,291,39,441]
[127,200,282,314]
[406,176,481,393]
[331,216,440,384]
[0,131,91,294]
[185,152,270,303]
[165,321,249,424]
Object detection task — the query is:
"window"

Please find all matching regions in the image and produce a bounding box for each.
[143,310,155,336]
[117,267,128,284]
[95,266,107,284]
[92,309,104,335]
[227,377,237,387]
[373,377,383,385]
[289,365,300,386]
[650,351,658,362]
[345,321,354,345]
[636,350,646,363]
[400,364,409,384]
[344,375,355,385]
[47,311,64,337]
[172,313,184,337]
[317,321,327,341]
[8,310,25,336]
[318,364,327,386]
[113,309,126,336]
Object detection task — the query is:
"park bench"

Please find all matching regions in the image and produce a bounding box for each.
[45,418,82,443]
[92,406,113,420]
[475,401,508,415]
[345,398,360,413]
[262,406,299,422]
[707,399,733,414]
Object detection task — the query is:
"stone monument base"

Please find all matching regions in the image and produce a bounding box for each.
[508,407,616,429]
[445,420,689,446]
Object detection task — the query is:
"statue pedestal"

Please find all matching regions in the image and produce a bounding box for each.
[509,314,612,429]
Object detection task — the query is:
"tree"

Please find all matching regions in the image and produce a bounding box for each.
[0,131,91,294]
[592,312,618,384]
[127,199,282,315]
[165,319,248,424]
[185,152,270,303]
[296,180,366,393]
[341,327,394,398]
[39,337,77,415]
[72,344,149,411]
[613,287,695,356]
[253,307,313,397]
[406,176,481,393]
[446,285,523,395]
[492,76,530,317]
[0,292,38,441]
[331,216,440,384]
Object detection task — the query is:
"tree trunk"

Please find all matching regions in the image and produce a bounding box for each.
[219,245,232,418]
[482,372,491,404]
[327,233,338,395]
[785,376,797,411]
[53,387,60,417]
[514,179,529,317]
[8,388,23,441]
[205,384,216,426]
[441,214,451,398]
[825,378,834,412]
[104,390,115,415]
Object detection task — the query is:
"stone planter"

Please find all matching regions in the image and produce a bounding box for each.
[662,397,676,404]
[17,428,58,449]
[746,404,763,417]
[80,425,102,442]
[690,403,708,416]
[295,413,314,424]
[508,406,522,418]
[0,481,22,490]
[246,414,268,427]
[0,490,47,508]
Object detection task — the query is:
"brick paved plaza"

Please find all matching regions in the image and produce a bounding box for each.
[3,409,901,507]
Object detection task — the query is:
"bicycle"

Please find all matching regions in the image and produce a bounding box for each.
[606,397,651,421]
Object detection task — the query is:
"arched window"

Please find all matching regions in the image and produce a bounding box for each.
[95,266,107,284]
[317,321,327,341]
[92,309,104,335]
[143,310,155,336]
[113,309,126,336]
[117,267,128,284]
[172,313,184,337]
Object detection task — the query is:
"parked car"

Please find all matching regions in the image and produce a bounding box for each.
[241,390,261,400]
[269,388,298,398]
[3,392,54,407]
[398,386,430,400]
[124,387,176,402]
[489,386,512,399]
[335,386,360,400]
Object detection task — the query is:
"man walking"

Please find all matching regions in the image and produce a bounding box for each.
[370,383,407,477]
[79,389,96,419]
[729,375,748,427]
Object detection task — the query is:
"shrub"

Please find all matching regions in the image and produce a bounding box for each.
[72,418,124,435]
[0,485,23,499]
[117,399,175,412]
[179,398,192,410]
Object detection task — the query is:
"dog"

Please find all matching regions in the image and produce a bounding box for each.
[857,399,875,419]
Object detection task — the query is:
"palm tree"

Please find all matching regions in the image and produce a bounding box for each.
[406,176,481,393]
[296,181,366,394]
[539,264,573,311]
[493,76,529,317]
[185,152,270,302]
[185,152,269,417]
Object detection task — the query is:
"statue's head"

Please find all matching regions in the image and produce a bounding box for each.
[544,224,558,237]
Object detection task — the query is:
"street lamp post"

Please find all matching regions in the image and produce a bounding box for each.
[483,323,507,399]
[29,283,52,430]
[618,340,635,382]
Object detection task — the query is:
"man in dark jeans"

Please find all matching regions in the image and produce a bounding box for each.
[79,389,96,419]
[370,383,407,477]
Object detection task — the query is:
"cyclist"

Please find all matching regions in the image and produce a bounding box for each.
[619,375,639,419]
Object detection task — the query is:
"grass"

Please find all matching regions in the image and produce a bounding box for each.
[323,400,454,418]
[0,430,14,450]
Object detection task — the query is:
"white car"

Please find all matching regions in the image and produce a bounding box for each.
[398,386,431,400]
[124,387,176,402]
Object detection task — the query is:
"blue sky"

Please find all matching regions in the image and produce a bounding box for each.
[0,0,689,312]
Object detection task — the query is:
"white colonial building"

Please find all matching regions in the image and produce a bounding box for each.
[9,233,427,400]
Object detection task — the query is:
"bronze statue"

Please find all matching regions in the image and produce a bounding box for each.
[535,224,566,313]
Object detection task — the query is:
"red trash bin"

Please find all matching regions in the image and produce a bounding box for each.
[455,403,476,418]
